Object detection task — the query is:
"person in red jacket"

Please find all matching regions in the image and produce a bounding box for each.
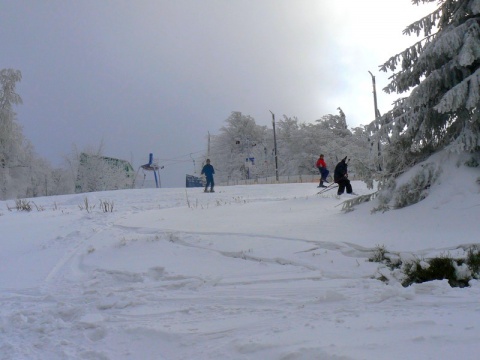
[315,154,329,188]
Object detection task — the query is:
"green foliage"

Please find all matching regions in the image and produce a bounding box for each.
[466,246,480,275]
[402,256,465,287]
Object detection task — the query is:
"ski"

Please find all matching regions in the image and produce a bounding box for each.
[317,183,338,195]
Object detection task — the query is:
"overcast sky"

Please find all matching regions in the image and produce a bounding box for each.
[1,0,436,187]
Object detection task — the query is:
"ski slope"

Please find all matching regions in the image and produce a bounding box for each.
[1,159,480,359]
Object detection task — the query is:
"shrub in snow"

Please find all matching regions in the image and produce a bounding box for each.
[402,256,464,287]
[466,246,480,276]
[10,199,32,212]
[99,199,114,213]
[370,245,480,288]
[368,244,401,270]
[369,244,387,263]
[464,156,479,168]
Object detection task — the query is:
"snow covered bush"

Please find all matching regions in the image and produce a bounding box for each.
[402,255,472,288]
[369,245,480,288]
[464,155,479,167]
[368,244,401,270]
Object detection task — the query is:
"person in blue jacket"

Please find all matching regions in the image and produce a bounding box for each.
[201,159,215,192]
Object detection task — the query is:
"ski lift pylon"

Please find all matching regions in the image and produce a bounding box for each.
[135,153,161,188]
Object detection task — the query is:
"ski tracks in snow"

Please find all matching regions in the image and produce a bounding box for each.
[1,216,380,359]
[4,184,478,359]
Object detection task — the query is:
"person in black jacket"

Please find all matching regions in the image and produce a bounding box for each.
[201,159,215,192]
[334,156,353,196]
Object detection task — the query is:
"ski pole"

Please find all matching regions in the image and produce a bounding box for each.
[317,182,337,195]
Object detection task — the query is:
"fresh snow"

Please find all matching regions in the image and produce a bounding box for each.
[1,156,480,360]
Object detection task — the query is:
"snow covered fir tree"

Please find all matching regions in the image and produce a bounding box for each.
[360,0,480,211]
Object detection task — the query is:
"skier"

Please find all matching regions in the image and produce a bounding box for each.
[334,156,353,196]
[201,159,215,193]
[316,154,329,188]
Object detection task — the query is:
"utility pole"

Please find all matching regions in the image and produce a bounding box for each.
[368,71,382,171]
[269,110,279,182]
[368,71,381,118]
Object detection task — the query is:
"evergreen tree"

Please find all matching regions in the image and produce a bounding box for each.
[372,0,480,177]
[361,0,480,210]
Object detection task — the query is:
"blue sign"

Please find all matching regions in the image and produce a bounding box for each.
[186,174,204,188]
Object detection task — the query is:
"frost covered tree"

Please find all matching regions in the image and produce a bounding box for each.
[363,0,480,210]
[241,111,366,181]
[315,108,353,162]
[0,69,23,198]
[0,69,62,199]
[276,115,316,175]
[208,112,269,182]
[278,109,353,175]
[371,0,480,176]
[208,109,371,183]
[313,108,371,183]
[0,69,52,199]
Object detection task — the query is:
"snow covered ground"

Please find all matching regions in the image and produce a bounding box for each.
[1,156,480,359]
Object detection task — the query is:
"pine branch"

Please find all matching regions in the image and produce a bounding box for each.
[402,6,443,37]
[380,34,435,73]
